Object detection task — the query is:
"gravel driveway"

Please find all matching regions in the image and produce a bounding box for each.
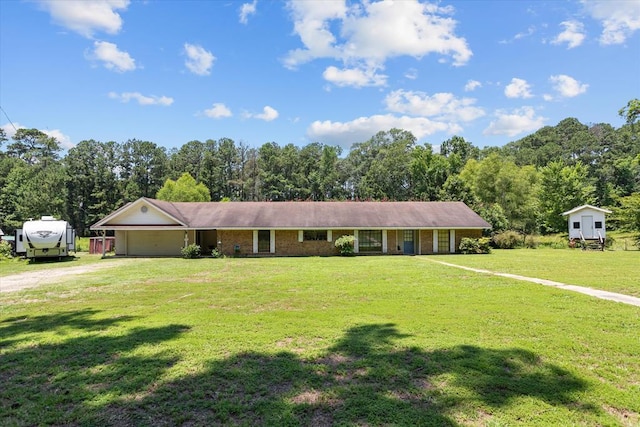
[0,259,139,293]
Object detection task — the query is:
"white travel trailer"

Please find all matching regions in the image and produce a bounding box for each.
[15,216,76,259]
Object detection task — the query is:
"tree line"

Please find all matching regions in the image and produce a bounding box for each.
[1,100,639,237]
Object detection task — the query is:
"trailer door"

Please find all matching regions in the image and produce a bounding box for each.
[66,226,76,251]
[14,229,25,254]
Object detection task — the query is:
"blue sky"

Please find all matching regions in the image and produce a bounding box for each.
[1,0,639,152]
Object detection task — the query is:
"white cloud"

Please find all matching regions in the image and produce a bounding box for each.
[1,123,74,150]
[307,114,460,149]
[500,25,536,44]
[1,122,23,140]
[322,66,387,87]
[204,103,232,119]
[582,0,640,45]
[184,43,215,76]
[108,92,174,106]
[464,79,482,92]
[245,106,279,121]
[504,78,533,99]
[43,129,75,150]
[239,0,258,24]
[36,0,129,38]
[483,107,546,137]
[87,41,136,72]
[284,0,471,85]
[549,74,588,98]
[552,20,586,48]
[384,90,485,122]
[404,68,418,80]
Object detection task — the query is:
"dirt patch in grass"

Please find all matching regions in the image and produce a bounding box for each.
[603,405,639,427]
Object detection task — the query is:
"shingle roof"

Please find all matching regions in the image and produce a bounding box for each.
[125,198,491,229]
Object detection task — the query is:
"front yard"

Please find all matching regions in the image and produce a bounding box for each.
[1,254,638,425]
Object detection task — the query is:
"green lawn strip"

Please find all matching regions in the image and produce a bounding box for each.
[436,249,640,298]
[1,257,638,426]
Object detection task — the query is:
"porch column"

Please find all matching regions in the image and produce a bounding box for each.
[354,230,359,254]
[433,230,439,254]
[101,231,106,257]
[382,230,388,254]
[270,230,275,254]
[252,230,258,253]
[449,230,456,253]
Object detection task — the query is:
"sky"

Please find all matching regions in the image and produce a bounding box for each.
[1,0,639,153]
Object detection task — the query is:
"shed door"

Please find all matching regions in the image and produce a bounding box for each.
[581,215,594,238]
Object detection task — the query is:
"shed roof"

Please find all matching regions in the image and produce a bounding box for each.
[561,204,612,216]
[92,197,491,230]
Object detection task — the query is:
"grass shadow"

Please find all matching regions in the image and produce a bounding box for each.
[1,310,189,425]
[91,323,594,426]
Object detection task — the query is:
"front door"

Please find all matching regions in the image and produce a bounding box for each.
[403,230,415,254]
[581,215,594,238]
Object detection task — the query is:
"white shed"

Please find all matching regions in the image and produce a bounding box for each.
[562,205,612,241]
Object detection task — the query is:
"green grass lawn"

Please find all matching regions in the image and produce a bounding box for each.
[1,256,639,426]
[436,249,640,298]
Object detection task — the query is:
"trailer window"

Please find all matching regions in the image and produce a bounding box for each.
[573,222,580,229]
[595,221,602,229]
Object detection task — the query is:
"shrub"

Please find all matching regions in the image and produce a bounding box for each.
[492,230,521,249]
[211,248,223,258]
[459,237,491,254]
[478,237,492,253]
[181,244,201,259]
[524,235,539,249]
[0,241,13,259]
[604,236,615,249]
[334,235,356,256]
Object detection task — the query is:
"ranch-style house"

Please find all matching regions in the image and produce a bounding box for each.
[91,197,491,257]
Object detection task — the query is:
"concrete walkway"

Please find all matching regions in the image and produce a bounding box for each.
[425,258,640,308]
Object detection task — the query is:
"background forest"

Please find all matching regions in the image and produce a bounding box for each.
[1,100,639,238]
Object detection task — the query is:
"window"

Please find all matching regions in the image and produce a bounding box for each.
[595,221,602,229]
[438,230,450,253]
[304,230,327,241]
[359,230,382,252]
[257,230,270,253]
[573,222,580,229]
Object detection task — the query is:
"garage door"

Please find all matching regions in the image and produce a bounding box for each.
[128,230,184,256]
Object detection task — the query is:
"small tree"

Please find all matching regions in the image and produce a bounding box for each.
[334,235,355,256]
[157,172,210,202]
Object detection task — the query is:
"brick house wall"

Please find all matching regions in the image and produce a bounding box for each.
[420,230,434,254]
[215,228,483,256]
[217,230,253,256]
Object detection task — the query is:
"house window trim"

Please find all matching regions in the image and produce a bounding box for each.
[358,229,383,253]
